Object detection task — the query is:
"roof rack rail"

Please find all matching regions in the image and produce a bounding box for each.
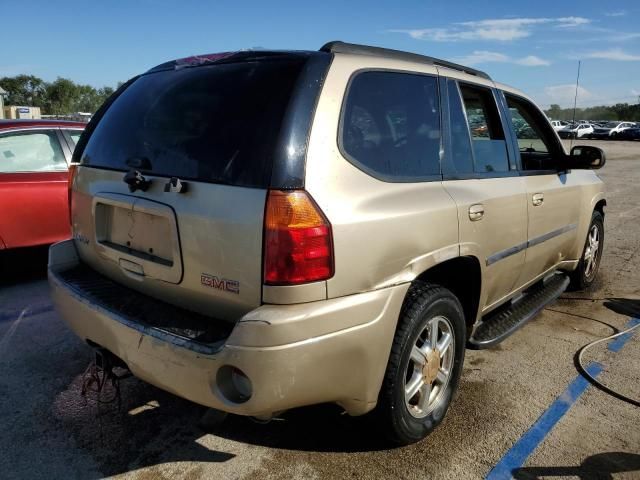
[320,41,492,81]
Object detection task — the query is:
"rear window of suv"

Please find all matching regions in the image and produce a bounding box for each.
[80,57,307,188]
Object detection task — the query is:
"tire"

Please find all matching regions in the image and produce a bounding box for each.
[569,210,604,291]
[377,282,466,445]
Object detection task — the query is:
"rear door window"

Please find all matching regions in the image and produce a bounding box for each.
[80,57,307,188]
[0,131,67,172]
[459,84,509,174]
[341,71,441,181]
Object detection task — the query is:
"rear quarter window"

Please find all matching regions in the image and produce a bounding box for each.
[80,58,307,188]
[340,70,441,182]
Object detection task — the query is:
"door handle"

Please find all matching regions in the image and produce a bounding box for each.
[532,193,544,207]
[469,204,484,221]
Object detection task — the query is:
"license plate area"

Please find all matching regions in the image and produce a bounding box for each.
[93,193,182,284]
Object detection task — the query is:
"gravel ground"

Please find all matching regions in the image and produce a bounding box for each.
[0,140,638,479]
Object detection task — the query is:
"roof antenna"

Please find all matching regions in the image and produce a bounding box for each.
[570,60,581,150]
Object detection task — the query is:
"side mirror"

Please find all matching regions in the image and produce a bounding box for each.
[568,145,606,170]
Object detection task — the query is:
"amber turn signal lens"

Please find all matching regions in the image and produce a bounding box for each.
[263,190,334,285]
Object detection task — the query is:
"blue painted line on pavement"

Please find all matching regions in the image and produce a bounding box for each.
[608,317,640,352]
[486,362,603,480]
[0,303,54,323]
[486,316,640,480]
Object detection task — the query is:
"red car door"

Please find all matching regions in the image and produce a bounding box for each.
[0,129,70,249]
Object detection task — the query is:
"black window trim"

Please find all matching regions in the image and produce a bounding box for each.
[337,67,443,184]
[497,89,568,177]
[60,128,84,162]
[441,79,518,181]
[270,52,333,189]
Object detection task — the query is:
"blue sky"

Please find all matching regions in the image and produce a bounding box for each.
[2,0,639,108]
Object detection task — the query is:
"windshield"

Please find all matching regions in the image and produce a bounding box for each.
[603,122,620,128]
[80,57,306,188]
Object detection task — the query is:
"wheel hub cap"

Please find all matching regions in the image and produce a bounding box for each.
[423,348,441,384]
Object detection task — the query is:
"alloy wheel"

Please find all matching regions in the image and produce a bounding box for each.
[404,315,455,418]
[584,224,600,279]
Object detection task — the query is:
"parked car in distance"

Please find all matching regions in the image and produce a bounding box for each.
[550,120,569,131]
[591,121,635,139]
[0,119,84,250]
[49,42,606,445]
[558,123,594,139]
[618,124,640,140]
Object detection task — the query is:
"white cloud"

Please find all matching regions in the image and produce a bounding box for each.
[516,55,551,66]
[389,17,591,43]
[544,84,593,105]
[453,51,550,67]
[608,32,640,41]
[580,48,640,61]
[632,89,640,96]
[454,51,509,65]
[605,10,626,17]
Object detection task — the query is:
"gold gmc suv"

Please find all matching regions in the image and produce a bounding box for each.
[49,42,606,444]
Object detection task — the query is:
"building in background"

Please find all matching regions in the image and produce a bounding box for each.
[3,105,41,119]
[0,87,7,119]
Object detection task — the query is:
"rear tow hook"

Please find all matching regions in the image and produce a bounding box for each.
[81,347,132,410]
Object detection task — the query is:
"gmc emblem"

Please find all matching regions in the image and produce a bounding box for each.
[201,273,240,294]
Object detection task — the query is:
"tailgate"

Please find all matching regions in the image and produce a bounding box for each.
[67,54,323,321]
[72,167,266,321]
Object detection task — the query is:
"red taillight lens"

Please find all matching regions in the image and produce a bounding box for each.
[68,164,78,226]
[263,190,334,285]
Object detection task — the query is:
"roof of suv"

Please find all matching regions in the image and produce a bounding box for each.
[319,41,492,80]
[146,41,492,82]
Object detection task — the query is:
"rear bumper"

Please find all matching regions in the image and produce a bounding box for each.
[49,240,408,416]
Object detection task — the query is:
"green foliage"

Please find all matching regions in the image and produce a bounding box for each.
[0,75,118,114]
[0,75,47,106]
[545,103,640,122]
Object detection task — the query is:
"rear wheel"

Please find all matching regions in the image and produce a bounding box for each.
[377,282,466,445]
[570,211,604,290]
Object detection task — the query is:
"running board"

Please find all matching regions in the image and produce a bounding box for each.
[468,273,570,349]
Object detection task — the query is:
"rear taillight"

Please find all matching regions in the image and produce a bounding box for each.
[263,190,334,285]
[68,164,78,226]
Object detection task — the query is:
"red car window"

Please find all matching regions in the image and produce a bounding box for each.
[0,131,67,173]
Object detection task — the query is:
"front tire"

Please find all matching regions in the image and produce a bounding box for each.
[378,282,466,445]
[569,211,604,290]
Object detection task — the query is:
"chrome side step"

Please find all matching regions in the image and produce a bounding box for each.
[468,273,570,349]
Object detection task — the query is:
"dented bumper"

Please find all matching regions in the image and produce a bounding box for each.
[48,240,407,417]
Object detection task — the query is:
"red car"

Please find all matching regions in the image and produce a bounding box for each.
[0,119,85,250]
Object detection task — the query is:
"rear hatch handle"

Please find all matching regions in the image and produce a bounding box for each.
[123,169,152,192]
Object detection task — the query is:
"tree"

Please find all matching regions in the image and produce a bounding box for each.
[546,104,562,119]
[0,74,47,106]
[544,103,640,122]
[0,74,119,115]
[43,77,78,114]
